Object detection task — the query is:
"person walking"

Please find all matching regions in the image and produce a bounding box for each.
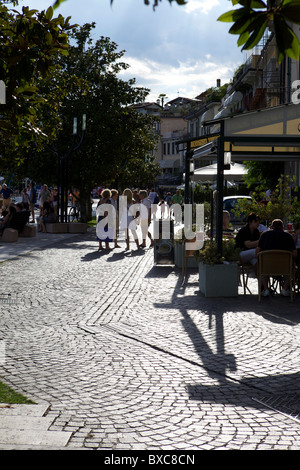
[110,189,120,248]
[138,190,154,248]
[38,184,51,208]
[96,189,114,251]
[29,181,37,223]
[119,188,140,251]
[0,184,13,212]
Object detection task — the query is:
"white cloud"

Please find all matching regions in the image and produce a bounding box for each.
[119,55,235,102]
[184,0,220,15]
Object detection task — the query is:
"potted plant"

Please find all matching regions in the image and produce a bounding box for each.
[194,239,241,297]
[174,226,198,268]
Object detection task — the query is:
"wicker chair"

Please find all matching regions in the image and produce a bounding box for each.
[257,250,296,302]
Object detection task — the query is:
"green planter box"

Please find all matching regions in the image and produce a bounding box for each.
[174,242,198,268]
[198,261,239,297]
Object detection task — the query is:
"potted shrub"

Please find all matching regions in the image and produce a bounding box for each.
[174,226,198,268]
[194,239,241,297]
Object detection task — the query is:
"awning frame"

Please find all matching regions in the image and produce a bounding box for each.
[177,102,300,255]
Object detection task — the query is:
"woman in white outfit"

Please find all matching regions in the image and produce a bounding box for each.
[119,188,140,251]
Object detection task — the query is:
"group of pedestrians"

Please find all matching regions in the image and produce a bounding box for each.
[96,187,158,252]
[20,182,58,229]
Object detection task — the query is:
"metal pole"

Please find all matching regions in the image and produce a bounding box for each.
[216,121,225,255]
[184,145,194,205]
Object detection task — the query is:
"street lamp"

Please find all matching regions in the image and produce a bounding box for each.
[224,151,231,169]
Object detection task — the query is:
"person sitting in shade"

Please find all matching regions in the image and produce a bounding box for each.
[223,210,234,235]
[235,212,260,272]
[256,218,297,297]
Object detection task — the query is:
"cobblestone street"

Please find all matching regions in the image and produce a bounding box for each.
[0,228,300,451]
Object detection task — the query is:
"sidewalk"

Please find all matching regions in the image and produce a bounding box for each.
[0,222,299,450]
[0,224,89,263]
[0,199,99,263]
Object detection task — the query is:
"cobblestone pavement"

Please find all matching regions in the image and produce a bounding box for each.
[0,228,300,450]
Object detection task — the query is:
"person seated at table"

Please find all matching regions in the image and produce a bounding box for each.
[256,218,297,297]
[38,201,57,232]
[223,210,234,235]
[0,205,17,235]
[235,212,260,271]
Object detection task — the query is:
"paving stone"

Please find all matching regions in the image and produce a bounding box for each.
[0,227,300,450]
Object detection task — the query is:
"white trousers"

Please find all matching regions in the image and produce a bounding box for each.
[240,248,257,265]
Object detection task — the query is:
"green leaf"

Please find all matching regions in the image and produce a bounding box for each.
[52,0,67,9]
[228,13,256,35]
[274,14,300,63]
[237,30,250,46]
[46,6,53,20]
[241,15,268,50]
[217,8,248,23]
[281,2,300,24]
[233,0,267,8]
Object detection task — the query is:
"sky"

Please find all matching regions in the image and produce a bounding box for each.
[18,0,247,103]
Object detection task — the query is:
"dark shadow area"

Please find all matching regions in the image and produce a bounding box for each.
[145,265,176,278]
[81,249,108,262]
[188,372,300,409]
[147,263,300,410]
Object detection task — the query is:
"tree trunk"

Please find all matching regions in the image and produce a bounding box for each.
[79,188,92,223]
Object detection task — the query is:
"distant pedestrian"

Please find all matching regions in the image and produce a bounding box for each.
[21,188,30,210]
[29,181,37,223]
[0,184,13,211]
[110,189,120,248]
[165,192,172,207]
[148,188,158,204]
[119,188,140,251]
[38,184,51,208]
[171,189,183,206]
[138,190,154,248]
[96,189,114,251]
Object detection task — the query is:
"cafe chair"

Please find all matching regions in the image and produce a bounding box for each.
[238,260,253,295]
[257,250,296,302]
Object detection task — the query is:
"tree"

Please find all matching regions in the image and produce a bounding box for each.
[27,23,160,222]
[243,161,284,190]
[0,3,76,161]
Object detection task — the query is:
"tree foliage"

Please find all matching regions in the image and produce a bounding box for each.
[24,23,160,220]
[218,0,300,64]
[0,3,76,159]
[243,161,284,190]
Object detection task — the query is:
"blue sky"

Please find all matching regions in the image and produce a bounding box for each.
[20,0,246,102]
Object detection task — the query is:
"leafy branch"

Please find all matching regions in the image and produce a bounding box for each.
[218,0,300,64]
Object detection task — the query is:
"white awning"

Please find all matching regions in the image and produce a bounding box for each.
[200,108,216,124]
[214,107,232,119]
[193,162,247,182]
[223,91,243,108]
